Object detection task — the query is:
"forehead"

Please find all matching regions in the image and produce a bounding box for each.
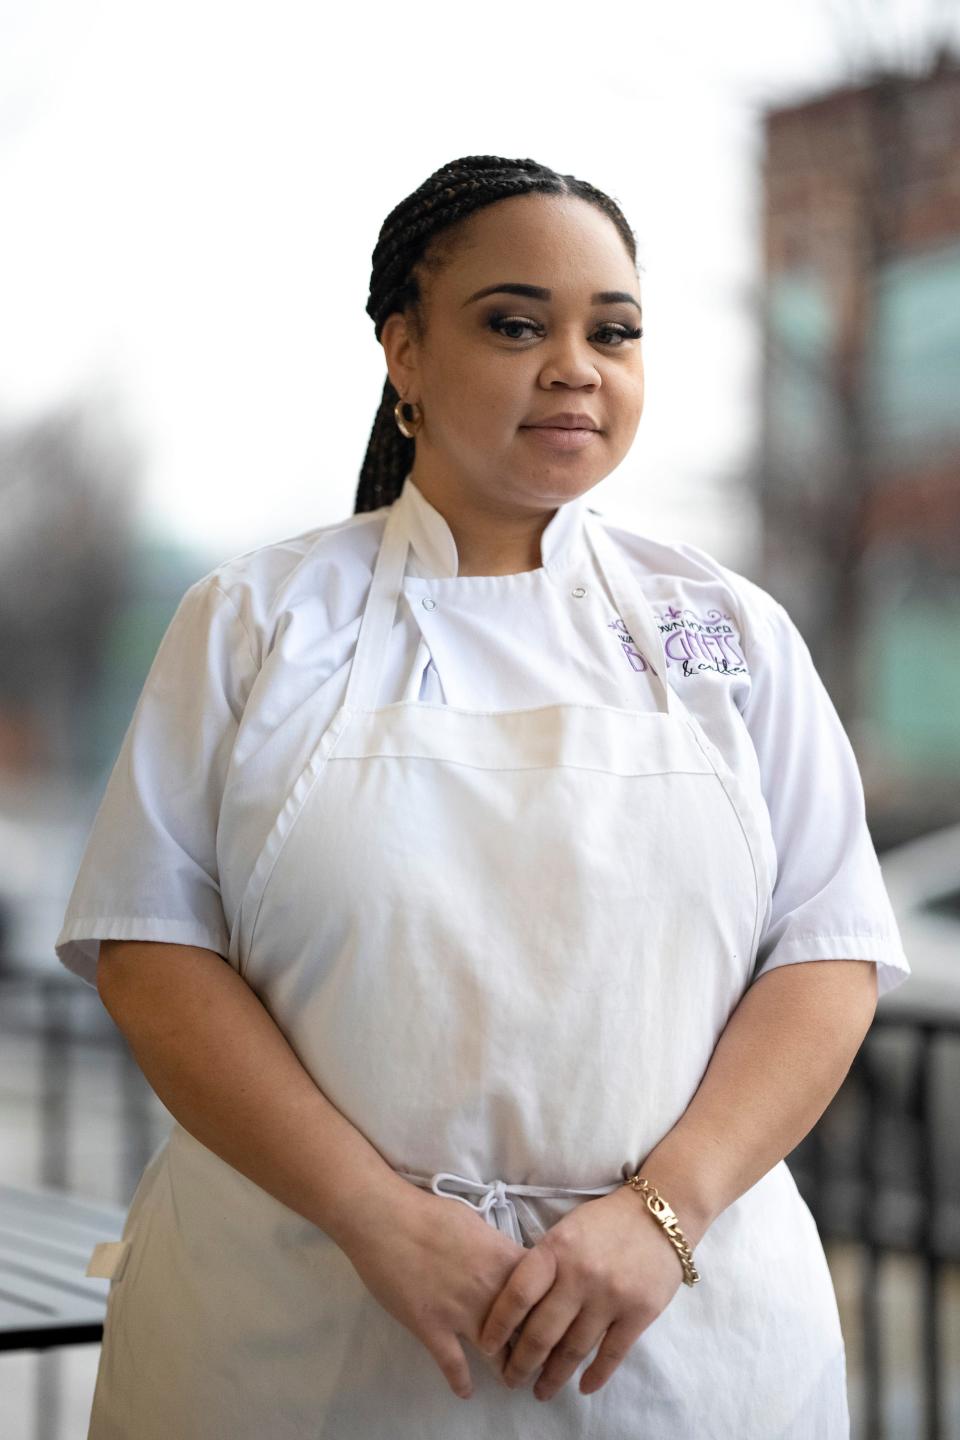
[429,194,637,295]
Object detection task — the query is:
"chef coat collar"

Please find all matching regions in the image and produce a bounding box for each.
[396,473,590,580]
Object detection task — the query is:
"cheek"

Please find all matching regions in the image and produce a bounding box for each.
[449,359,522,431]
[611,368,645,426]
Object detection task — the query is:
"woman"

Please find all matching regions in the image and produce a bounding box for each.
[58,154,910,1439]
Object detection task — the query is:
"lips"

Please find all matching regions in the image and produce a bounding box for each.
[520,422,601,451]
[523,413,600,430]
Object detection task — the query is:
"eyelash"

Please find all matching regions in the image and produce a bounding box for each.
[486,314,643,346]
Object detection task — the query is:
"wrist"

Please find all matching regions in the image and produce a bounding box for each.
[321,1169,426,1255]
[623,1145,721,1251]
[621,1173,702,1285]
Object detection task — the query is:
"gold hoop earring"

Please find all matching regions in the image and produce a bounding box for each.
[394,398,423,439]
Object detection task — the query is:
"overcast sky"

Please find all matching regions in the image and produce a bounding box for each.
[2,0,956,572]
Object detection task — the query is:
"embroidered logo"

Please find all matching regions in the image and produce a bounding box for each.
[608,605,748,679]
[607,617,650,673]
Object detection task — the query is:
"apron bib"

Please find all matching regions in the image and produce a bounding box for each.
[88,493,851,1440]
[227,497,774,1193]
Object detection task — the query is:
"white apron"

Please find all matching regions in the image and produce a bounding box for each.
[85,495,850,1439]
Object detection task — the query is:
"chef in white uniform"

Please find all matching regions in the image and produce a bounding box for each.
[57,155,910,1439]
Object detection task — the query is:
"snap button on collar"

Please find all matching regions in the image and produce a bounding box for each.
[421,597,437,611]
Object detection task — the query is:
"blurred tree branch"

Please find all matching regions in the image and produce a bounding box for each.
[0,397,139,770]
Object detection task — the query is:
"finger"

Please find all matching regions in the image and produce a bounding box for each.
[531,1309,608,1401]
[478,1245,557,1357]
[468,1335,513,1381]
[424,1329,474,1400]
[502,1291,583,1390]
[475,1331,523,1389]
[578,1316,643,1395]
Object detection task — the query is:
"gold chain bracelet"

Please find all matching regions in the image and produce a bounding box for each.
[622,1174,701,1287]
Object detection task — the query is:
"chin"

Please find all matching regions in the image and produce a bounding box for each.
[518,474,604,510]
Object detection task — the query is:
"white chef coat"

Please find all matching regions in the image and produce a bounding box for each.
[57,475,910,999]
[57,474,912,1439]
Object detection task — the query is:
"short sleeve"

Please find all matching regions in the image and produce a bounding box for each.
[55,577,260,987]
[741,595,911,1000]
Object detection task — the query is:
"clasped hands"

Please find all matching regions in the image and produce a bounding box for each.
[345,1181,688,1403]
[476,1184,686,1401]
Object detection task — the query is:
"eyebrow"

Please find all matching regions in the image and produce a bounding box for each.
[463,282,642,314]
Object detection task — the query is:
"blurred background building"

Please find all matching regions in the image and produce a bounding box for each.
[759,48,960,848]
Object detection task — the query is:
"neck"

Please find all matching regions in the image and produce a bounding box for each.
[408,468,556,577]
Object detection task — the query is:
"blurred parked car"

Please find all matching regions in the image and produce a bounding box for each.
[877,821,960,1022]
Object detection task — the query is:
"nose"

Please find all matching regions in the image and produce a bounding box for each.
[537,326,601,389]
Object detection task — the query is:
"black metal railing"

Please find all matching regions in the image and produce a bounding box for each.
[788,1007,960,1440]
[0,968,165,1196]
[0,969,167,1440]
[1,973,958,1439]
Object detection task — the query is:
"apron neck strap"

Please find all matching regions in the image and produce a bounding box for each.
[584,512,673,716]
[343,500,410,711]
[344,491,675,717]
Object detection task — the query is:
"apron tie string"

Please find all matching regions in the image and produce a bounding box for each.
[396,1169,622,1248]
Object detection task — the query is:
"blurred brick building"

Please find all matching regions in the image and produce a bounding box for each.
[758,48,960,846]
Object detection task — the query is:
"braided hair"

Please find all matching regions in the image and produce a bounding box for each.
[355,155,639,515]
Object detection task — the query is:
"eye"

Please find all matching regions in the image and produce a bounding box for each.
[595,323,643,346]
[486,314,643,346]
[486,314,545,341]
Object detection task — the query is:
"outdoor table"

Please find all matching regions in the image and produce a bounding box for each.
[0,1183,126,1351]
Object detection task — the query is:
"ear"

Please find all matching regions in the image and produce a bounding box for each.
[380,311,421,403]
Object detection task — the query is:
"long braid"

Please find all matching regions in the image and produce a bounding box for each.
[355,155,638,514]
